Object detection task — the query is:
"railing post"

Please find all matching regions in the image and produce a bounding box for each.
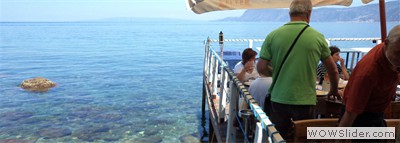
[218,67,227,123]
[254,122,263,143]
[226,81,239,143]
[345,52,350,69]
[350,52,356,71]
[207,53,213,82]
[211,57,219,96]
[204,40,210,77]
[209,54,215,83]
[202,39,209,142]
[248,39,253,48]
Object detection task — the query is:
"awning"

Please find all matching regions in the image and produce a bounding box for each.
[186,0,387,41]
[186,0,374,14]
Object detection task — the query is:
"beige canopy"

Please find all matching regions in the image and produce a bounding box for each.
[186,0,374,14]
[186,0,387,41]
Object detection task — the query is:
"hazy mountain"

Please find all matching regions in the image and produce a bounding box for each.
[90,17,197,22]
[221,0,399,22]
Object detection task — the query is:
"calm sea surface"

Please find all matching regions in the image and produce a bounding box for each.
[0,21,397,142]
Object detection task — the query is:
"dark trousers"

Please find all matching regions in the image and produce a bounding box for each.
[269,101,316,140]
[340,105,387,143]
[263,95,271,116]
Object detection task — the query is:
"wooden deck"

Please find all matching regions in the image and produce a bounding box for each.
[203,79,226,142]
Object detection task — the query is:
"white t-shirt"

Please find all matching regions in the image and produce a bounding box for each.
[249,77,273,109]
[233,61,259,81]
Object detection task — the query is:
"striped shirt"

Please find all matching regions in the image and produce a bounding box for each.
[317,63,343,80]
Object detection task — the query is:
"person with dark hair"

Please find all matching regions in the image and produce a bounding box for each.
[317,45,350,83]
[339,25,400,142]
[257,0,340,139]
[234,48,259,82]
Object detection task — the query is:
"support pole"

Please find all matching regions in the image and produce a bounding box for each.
[379,0,387,41]
[219,31,224,60]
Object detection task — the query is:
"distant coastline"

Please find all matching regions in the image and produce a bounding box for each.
[219,0,400,22]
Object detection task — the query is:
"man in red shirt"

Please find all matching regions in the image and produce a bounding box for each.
[339,25,400,141]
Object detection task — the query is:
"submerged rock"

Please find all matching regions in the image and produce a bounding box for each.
[73,125,113,142]
[180,132,202,143]
[2,111,33,121]
[20,77,56,92]
[0,139,35,143]
[39,127,72,139]
[93,112,123,123]
[131,135,162,143]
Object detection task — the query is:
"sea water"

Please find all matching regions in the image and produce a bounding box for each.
[0,20,397,142]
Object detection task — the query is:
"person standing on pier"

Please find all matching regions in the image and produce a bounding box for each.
[257,0,340,139]
[338,25,400,142]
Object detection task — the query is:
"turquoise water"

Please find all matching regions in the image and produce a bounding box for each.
[0,21,397,142]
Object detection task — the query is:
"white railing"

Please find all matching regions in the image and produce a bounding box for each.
[208,37,380,71]
[203,38,285,143]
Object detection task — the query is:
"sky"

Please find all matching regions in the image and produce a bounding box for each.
[0,0,381,22]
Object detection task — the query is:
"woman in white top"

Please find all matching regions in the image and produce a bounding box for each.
[234,48,259,82]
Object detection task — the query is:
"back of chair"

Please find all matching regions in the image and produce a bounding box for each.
[385,119,400,127]
[293,118,339,142]
[391,101,400,119]
[385,119,400,143]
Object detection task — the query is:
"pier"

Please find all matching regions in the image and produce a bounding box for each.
[201,36,399,142]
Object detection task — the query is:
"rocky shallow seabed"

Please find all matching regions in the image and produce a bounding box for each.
[0,108,203,142]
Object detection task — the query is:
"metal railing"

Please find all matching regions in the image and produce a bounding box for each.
[203,38,285,143]
[209,37,381,71]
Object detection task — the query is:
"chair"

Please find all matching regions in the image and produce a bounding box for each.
[325,100,342,118]
[390,101,400,119]
[385,119,400,127]
[385,119,400,143]
[386,101,400,119]
[293,118,339,142]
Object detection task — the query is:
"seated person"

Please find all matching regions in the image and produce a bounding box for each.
[317,45,350,84]
[249,63,273,115]
[234,48,259,83]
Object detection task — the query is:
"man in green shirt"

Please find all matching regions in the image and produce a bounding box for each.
[256,0,340,139]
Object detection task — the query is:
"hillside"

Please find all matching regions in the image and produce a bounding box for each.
[221,0,399,22]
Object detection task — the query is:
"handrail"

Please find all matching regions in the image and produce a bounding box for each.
[206,37,378,71]
[207,37,380,43]
[203,38,285,143]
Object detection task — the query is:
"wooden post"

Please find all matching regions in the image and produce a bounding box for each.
[379,0,387,42]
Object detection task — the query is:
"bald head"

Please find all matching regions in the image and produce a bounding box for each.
[289,0,312,19]
[387,25,400,46]
[385,25,400,70]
